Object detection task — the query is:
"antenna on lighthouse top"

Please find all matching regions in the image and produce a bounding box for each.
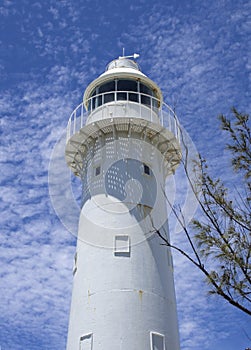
[119,48,140,60]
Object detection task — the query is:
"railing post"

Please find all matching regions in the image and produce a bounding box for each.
[67,119,70,142]
[80,103,83,128]
[177,119,181,142]
[160,108,163,126]
[150,96,153,122]
[139,92,142,119]
[73,110,76,134]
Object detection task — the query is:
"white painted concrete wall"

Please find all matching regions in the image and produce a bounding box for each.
[66,137,180,350]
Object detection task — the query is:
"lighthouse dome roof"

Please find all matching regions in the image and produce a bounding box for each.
[106,58,140,71]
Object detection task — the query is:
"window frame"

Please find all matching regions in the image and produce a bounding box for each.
[150,332,166,350]
[114,235,131,257]
[79,333,93,350]
[143,163,151,176]
[94,165,101,177]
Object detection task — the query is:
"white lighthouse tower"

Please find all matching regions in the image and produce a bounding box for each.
[65,55,181,350]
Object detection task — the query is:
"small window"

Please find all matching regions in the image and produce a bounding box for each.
[117,91,127,101]
[92,95,102,109]
[117,79,138,92]
[95,166,101,176]
[140,83,153,96]
[140,83,157,108]
[98,81,115,94]
[129,91,139,102]
[114,235,130,257]
[141,94,151,107]
[104,92,115,103]
[143,164,151,175]
[150,332,165,350]
[80,333,93,350]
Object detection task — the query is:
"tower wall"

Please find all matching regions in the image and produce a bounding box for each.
[66,134,180,350]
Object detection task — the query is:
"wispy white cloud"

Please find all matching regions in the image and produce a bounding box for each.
[0,1,250,350]
[0,61,79,348]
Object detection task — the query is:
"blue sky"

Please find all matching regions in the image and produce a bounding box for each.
[0,0,250,349]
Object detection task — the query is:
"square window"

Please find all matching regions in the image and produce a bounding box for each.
[150,332,165,350]
[80,333,93,350]
[95,166,101,176]
[114,235,130,257]
[143,164,151,175]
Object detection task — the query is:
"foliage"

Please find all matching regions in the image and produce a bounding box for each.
[157,108,251,316]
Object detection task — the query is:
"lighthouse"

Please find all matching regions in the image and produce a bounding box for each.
[65,55,181,350]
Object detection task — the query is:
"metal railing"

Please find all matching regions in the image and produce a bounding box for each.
[66,91,180,143]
